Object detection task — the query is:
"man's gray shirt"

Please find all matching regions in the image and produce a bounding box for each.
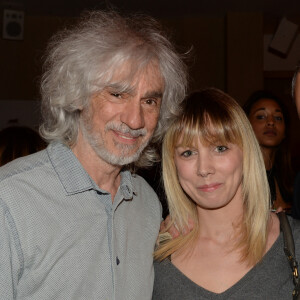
[0,142,161,299]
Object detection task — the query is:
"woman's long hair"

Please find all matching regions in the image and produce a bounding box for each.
[154,88,270,266]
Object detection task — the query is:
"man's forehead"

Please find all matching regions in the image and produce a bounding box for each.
[111,62,163,85]
[109,61,164,92]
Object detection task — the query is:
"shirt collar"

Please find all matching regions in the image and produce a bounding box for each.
[119,170,135,200]
[47,142,136,198]
[47,142,94,194]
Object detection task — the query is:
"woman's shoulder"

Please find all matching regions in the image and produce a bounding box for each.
[154,259,178,288]
[154,258,172,271]
[266,213,281,251]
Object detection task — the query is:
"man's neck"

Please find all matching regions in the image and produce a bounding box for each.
[71,132,122,202]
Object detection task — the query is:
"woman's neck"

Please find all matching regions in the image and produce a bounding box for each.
[261,146,276,171]
[196,205,243,244]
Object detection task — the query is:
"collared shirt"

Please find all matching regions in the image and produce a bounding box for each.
[0,142,161,300]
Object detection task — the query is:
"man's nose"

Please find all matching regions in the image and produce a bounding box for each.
[120,100,145,129]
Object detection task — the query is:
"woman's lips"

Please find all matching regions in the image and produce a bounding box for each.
[263,129,276,136]
[198,183,222,192]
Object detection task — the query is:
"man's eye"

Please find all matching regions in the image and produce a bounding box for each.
[145,99,157,106]
[274,116,283,121]
[215,146,228,153]
[111,93,122,98]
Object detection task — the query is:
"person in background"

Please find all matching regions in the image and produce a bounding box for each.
[0,10,187,299]
[243,90,294,213]
[0,126,46,166]
[153,88,300,299]
[292,65,300,118]
[291,66,300,218]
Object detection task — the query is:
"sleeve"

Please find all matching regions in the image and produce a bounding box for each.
[0,198,23,299]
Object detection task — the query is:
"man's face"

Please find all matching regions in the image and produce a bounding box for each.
[80,63,164,166]
[295,72,300,118]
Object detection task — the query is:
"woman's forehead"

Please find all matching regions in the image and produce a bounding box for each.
[173,120,240,149]
[175,131,221,147]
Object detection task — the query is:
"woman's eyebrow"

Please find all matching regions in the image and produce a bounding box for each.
[253,107,283,114]
[253,107,266,113]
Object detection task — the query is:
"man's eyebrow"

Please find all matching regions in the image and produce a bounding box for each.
[106,84,163,99]
[106,83,134,94]
[143,90,163,98]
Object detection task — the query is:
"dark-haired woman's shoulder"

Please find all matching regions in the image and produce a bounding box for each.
[292,172,300,219]
[289,216,300,257]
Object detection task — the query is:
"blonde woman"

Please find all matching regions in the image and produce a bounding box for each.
[153,88,300,299]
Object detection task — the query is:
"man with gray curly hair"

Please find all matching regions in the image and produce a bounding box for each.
[0,10,187,300]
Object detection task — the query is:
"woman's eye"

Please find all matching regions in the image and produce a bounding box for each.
[215,146,228,153]
[274,116,283,121]
[181,150,193,157]
[255,114,266,120]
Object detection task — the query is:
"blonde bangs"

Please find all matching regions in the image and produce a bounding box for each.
[172,111,243,150]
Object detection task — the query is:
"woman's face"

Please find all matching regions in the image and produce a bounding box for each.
[174,138,243,210]
[248,98,285,148]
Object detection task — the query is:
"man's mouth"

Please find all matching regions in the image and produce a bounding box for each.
[113,130,141,144]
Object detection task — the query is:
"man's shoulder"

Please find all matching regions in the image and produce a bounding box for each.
[0,148,50,184]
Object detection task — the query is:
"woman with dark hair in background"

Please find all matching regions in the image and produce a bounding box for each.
[291,67,300,218]
[243,90,294,214]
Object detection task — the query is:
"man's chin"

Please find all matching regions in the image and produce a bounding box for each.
[97,149,141,166]
[110,156,139,166]
[92,138,149,166]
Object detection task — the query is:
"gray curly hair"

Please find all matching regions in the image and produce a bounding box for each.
[40,10,188,167]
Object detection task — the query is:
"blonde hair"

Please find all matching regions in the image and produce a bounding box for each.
[154,88,270,265]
